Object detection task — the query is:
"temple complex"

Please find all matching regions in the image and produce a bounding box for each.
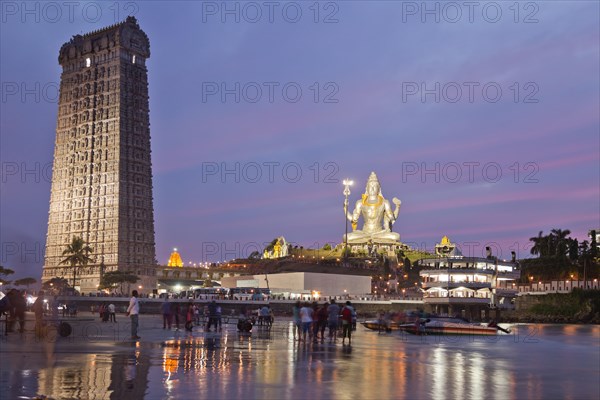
[167,249,184,267]
[435,235,461,257]
[42,17,157,294]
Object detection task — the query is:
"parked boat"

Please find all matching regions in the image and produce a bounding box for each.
[361,320,402,332]
[399,317,509,336]
[362,315,510,335]
[361,313,421,332]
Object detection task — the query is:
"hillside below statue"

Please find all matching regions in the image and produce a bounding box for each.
[343,172,402,251]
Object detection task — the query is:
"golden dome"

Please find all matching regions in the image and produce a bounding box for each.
[167,248,183,267]
[440,236,451,246]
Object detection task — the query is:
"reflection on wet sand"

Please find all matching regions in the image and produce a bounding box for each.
[33,346,150,399]
[1,323,598,399]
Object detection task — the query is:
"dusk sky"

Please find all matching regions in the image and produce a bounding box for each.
[1,1,598,279]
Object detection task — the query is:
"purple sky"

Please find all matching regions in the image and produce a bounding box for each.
[1,1,599,279]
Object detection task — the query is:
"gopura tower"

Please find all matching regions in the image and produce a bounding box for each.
[43,17,156,293]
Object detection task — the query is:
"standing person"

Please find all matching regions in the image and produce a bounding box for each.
[14,290,27,333]
[292,301,302,341]
[299,302,313,343]
[216,304,222,332]
[311,303,321,342]
[97,303,103,320]
[5,289,17,333]
[127,290,140,340]
[194,304,200,325]
[102,303,110,322]
[268,306,275,328]
[108,303,116,323]
[171,302,181,331]
[161,299,172,329]
[259,305,269,326]
[327,299,340,343]
[203,304,210,326]
[317,302,328,341]
[206,300,217,332]
[185,303,194,332]
[341,301,354,346]
[33,290,45,337]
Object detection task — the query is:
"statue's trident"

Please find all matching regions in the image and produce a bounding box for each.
[343,179,354,258]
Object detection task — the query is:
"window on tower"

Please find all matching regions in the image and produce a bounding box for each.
[86,58,91,67]
[132,55,136,64]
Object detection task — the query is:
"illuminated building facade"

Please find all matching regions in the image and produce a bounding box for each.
[42,17,157,293]
[418,237,520,318]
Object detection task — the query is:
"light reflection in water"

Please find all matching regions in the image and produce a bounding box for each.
[431,347,447,399]
[454,351,465,400]
[469,352,484,400]
[1,324,598,399]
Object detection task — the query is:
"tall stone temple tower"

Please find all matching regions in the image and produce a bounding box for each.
[42,17,157,294]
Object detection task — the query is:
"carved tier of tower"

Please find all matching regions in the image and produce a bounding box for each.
[42,17,157,293]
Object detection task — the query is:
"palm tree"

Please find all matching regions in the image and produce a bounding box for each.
[529,231,546,257]
[550,228,571,259]
[99,271,139,294]
[14,277,37,290]
[60,237,94,290]
[0,265,15,285]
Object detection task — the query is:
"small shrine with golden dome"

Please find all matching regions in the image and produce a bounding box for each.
[435,235,461,256]
[167,248,184,267]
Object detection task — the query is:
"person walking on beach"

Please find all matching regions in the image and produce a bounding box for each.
[127,290,140,340]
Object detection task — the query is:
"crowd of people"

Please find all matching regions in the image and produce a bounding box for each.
[0,289,58,336]
[96,303,117,322]
[1,290,360,345]
[159,299,225,333]
[293,300,357,346]
[1,289,27,333]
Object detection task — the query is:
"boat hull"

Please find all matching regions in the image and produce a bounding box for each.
[400,319,499,336]
[362,320,402,331]
[363,317,506,336]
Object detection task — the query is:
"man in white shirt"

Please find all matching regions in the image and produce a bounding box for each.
[108,303,116,323]
[127,290,140,340]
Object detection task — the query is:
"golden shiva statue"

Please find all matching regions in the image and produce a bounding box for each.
[263,236,289,259]
[344,172,401,243]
